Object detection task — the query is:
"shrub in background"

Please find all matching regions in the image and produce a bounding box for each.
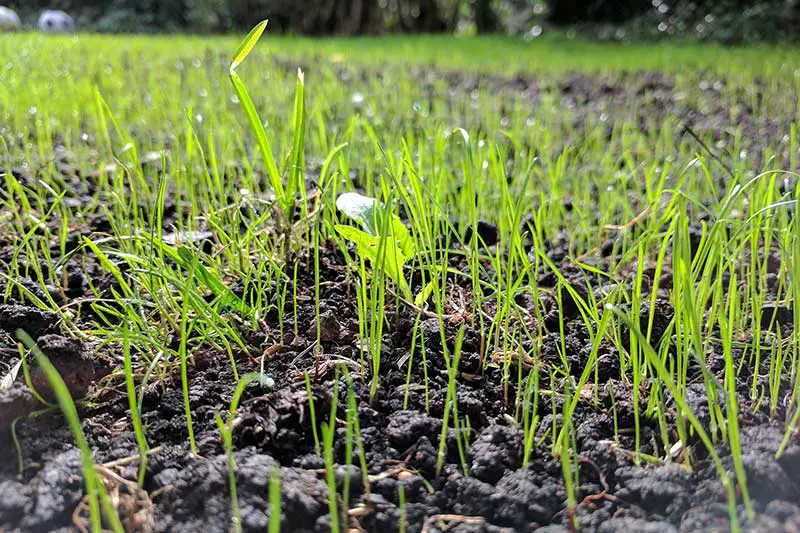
[5,0,800,42]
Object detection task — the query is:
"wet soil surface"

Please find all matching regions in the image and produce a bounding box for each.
[2,68,800,533]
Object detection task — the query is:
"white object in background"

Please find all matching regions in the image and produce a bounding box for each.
[38,9,74,33]
[0,6,21,32]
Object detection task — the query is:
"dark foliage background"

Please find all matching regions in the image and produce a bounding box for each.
[8,0,800,42]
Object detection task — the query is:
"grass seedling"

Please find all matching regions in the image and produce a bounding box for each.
[178,250,199,456]
[719,268,754,519]
[322,371,341,533]
[121,323,149,488]
[398,483,407,533]
[305,371,321,456]
[555,308,611,454]
[269,469,282,533]
[215,372,274,533]
[436,326,466,475]
[778,190,800,456]
[10,408,54,474]
[229,20,307,256]
[521,365,541,469]
[560,420,579,532]
[345,372,371,499]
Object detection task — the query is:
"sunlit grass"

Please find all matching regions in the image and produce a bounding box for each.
[2,25,800,532]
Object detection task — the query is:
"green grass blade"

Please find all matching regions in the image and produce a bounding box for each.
[229,21,284,204]
[230,20,268,74]
[287,68,306,214]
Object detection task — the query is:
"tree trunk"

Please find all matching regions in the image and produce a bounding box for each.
[418,0,447,32]
[473,0,498,33]
[549,0,581,25]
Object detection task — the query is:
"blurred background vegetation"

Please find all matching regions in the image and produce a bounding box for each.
[7,0,800,42]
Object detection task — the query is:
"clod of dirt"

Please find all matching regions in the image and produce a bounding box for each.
[534,526,570,533]
[467,425,523,483]
[765,500,800,524]
[407,435,439,476]
[463,220,499,247]
[738,424,800,473]
[234,410,278,448]
[732,426,800,505]
[679,382,713,434]
[235,383,330,456]
[541,279,591,327]
[440,467,564,530]
[615,464,693,518]
[746,514,800,533]
[0,479,29,527]
[0,278,64,307]
[333,464,362,493]
[28,335,97,401]
[598,517,678,533]
[679,502,736,532]
[760,303,793,330]
[0,384,38,432]
[317,310,341,343]
[16,448,84,531]
[742,452,800,503]
[437,472,498,522]
[0,304,59,339]
[154,449,328,533]
[421,318,444,350]
[595,349,621,382]
[617,300,673,350]
[494,469,563,525]
[386,410,442,451]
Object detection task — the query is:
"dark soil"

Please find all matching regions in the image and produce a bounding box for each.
[1,67,800,533]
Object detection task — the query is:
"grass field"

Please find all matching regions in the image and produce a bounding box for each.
[2,28,800,532]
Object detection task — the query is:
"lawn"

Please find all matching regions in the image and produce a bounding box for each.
[1,28,800,533]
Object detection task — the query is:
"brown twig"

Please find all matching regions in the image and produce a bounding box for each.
[578,456,616,506]
[421,514,487,533]
[679,125,735,178]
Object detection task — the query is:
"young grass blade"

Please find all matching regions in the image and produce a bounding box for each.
[218,372,274,533]
[230,20,268,74]
[555,309,611,453]
[269,469,282,533]
[229,21,284,204]
[175,246,251,315]
[304,371,321,456]
[122,324,149,488]
[287,68,306,214]
[322,372,341,533]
